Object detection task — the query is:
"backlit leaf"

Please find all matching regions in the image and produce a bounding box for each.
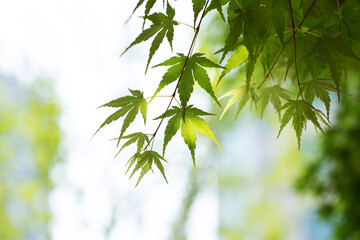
[158,105,221,165]
[95,89,147,147]
[218,45,249,85]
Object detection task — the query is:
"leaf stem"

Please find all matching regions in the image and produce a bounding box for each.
[288,0,304,100]
[285,28,322,38]
[175,20,196,30]
[144,0,211,150]
[257,0,317,89]
[173,97,181,107]
[145,95,172,100]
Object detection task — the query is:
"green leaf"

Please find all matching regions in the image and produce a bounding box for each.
[153,53,223,108]
[121,4,178,72]
[259,85,290,118]
[192,53,224,68]
[95,89,148,146]
[219,85,253,119]
[153,55,184,67]
[94,105,132,136]
[153,106,181,120]
[188,114,222,150]
[192,64,221,106]
[126,152,141,175]
[132,0,146,15]
[302,79,339,118]
[245,46,261,86]
[144,0,156,17]
[308,36,360,100]
[153,155,168,184]
[113,132,150,156]
[221,9,244,62]
[151,59,185,102]
[277,100,326,149]
[218,45,249,85]
[147,28,167,72]
[178,64,195,109]
[136,160,152,186]
[127,150,168,187]
[163,113,181,155]
[181,117,197,166]
[192,0,206,26]
[140,98,148,124]
[121,23,163,56]
[159,105,221,164]
[186,105,216,116]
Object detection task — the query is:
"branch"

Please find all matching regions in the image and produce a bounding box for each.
[144,0,211,150]
[257,0,317,89]
[289,0,304,100]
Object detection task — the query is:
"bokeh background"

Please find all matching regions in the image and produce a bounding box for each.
[1,0,359,239]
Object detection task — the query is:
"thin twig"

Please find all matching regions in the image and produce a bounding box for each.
[289,0,304,100]
[257,0,317,89]
[144,0,211,150]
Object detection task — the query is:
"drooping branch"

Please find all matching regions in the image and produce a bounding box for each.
[144,0,211,150]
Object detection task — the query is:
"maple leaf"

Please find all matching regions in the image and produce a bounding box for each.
[219,85,257,119]
[126,150,168,187]
[301,79,342,119]
[277,100,328,149]
[112,132,150,157]
[94,89,147,146]
[221,0,269,61]
[122,3,177,73]
[259,85,290,119]
[154,105,221,166]
[308,35,360,100]
[152,53,223,108]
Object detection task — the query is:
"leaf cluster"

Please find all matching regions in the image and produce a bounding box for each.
[95,0,360,185]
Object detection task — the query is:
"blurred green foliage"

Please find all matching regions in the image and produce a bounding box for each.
[296,80,360,239]
[0,76,61,240]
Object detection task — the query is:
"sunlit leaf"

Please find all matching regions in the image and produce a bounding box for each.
[95,89,147,147]
[218,45,249,85]
[157,105,221,165]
